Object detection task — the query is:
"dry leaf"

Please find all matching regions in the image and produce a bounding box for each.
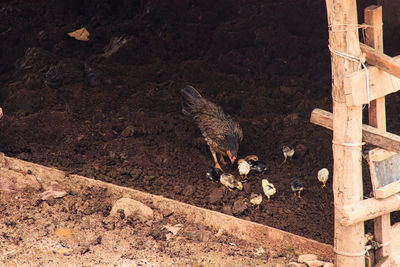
[68,27,90,41]
[55,228,74,239]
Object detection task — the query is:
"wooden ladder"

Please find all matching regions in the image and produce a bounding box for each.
[311,2,400,266]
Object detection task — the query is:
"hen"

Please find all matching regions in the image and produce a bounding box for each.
[181,85,243,171]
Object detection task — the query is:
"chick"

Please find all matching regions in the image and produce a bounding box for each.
[237,159,251,180]
[220,173,243,191]
[262,179,276,201]
[291,179,304,198]
[248,160,268,173]
[249,193,263,208]
[244,155,259,161]
[317,168,329,188]
[282,146,295,163]
[205,165,221,183]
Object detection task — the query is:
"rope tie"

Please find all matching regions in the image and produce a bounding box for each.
[334,240,392,257]
[328,45,370,108]
[332,140,365,147]
[327,23,380,108]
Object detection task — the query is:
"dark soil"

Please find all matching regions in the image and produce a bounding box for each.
[0,0,399,245]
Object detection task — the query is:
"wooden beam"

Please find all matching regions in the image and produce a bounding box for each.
[310,108,400,153]
[341,193,400,226]
[365,6,391,264]
[360,43,400,79]
[343,56,400,106]
[375,180,400,199]
[325,0,365,265]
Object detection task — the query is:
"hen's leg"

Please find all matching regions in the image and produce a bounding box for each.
[218,153,227,165]
[210,147,223,171]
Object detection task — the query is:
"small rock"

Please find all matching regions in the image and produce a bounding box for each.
[208,188,224,204]
[232,198,247,215]
[306,260,326,267]
[121,125,136,137]
[40,190,67,200]
[295,144,308,157]
[110,198,154,223]
[253,246,265,256]
[184,230,211,242]
[298,254,318,263]
[288,263,307,267]
[323,263,334,267]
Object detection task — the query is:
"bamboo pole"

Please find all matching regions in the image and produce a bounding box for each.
[365,5,392,265]
[325,0,365,265]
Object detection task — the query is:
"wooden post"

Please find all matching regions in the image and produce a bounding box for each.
[365,5,392,265]
[325,0,365,266]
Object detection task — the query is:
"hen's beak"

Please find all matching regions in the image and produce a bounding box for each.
[227,150,236,163]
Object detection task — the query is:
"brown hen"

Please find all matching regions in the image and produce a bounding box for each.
[181,85,243,171]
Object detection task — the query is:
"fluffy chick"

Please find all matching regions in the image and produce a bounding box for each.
[262,179,276,201]
[249,193,263,208]
[282,146,295,163]
[248,159,268,173]
[237,159,251,180]
[205,165,221,183]
[291,179,304,198]
[317,168,329,188]
[220,173,243,191]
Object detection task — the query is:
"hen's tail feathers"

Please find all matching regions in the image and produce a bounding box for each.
[181,85,202,116]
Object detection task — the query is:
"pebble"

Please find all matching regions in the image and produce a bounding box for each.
[298,254,318,263]
[120,125,136,137]
[294,254,333,267]
[288,263,307,267]
[208,188,224,204]
[110,197,154,224]
[231,198,247,215]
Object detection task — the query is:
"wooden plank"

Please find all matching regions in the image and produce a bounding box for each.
[341,194,400,226]
[365,6,391,264]
[344,56,400,106]
[368,148,396,162]
[375,180,400,199]
[310,108,400,153]
[325,0,365,265]
[369,148,400,198]
[360,43,400,79]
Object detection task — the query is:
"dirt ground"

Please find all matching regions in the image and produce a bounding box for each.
[1,158,309,266]
[0,0,400,265]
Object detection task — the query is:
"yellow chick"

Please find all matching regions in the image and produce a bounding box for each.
[317,168,329,188]
[282,146,295,163]
[237,159,251,180]
[262,179,276,201]
[249,193,262,208]
[220,173,243,191]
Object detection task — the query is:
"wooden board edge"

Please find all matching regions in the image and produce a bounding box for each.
[375,180,400,199]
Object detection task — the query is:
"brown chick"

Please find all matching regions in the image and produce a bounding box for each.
[181,85,243,171]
